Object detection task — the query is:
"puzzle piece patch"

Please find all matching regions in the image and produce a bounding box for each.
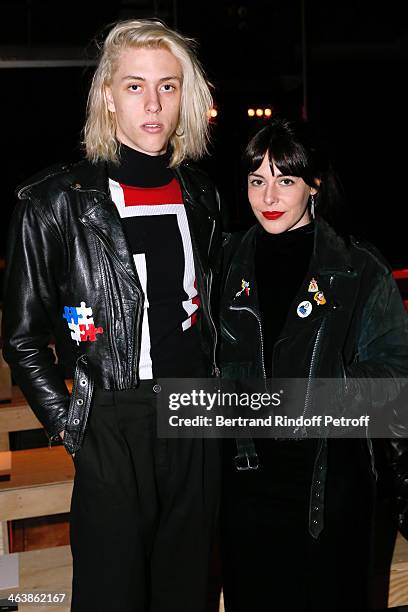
[63,302,104,345]
[63,306,82,326]
[76,302,94,329]
[68,322,82,345]
[80,324,104,342]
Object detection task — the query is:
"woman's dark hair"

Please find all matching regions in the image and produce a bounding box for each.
[243,116,347,232]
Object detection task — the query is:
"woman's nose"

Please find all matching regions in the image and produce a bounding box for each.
[264,184,278,205]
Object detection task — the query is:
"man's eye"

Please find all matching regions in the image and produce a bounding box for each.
[128,84,141,92]
[160,84,175,92]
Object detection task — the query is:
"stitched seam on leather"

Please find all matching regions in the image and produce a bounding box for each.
[23,196,63,247]
[95,238,120,386]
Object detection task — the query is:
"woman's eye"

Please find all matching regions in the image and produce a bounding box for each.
[279,178,295,186]
[249,179,263,187]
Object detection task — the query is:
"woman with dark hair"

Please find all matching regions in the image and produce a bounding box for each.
[220,116,408,611]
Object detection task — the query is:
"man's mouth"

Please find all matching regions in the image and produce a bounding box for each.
[142,123,163,132]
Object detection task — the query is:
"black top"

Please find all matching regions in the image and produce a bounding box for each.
[108,143,173,187]
[255,222,314,378]
[107,144,206,379]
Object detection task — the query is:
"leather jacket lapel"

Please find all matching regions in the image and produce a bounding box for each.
[174,166,217,271]
[81,196,141,289]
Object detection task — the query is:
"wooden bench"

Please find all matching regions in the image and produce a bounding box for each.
[0,386,43,452]
[0,382,73,553]
[0,446,74,555]
[0,545,71,611]
[0,400,43,448]
[0,446,74,522]
[0,383,72,450]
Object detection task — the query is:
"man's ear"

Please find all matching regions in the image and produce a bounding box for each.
[105,87,116,113]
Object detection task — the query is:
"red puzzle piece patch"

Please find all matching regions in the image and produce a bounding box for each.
[79,324,104,342]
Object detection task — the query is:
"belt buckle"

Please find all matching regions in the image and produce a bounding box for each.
[234,453,259,471]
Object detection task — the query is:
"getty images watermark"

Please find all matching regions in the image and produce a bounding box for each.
[155,378,408,439]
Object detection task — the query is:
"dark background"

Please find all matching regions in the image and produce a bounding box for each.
[1,0,408,266]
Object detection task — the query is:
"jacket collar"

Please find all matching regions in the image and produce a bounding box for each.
[232,216,354,279]
[312,216,354,276]
[69,159,203,208]
[226,216,356,337]
[72,158,212,288]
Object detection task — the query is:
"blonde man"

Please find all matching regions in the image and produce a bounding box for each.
[3,19,221,612]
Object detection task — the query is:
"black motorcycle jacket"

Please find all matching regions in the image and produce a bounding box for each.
[2,159,222,454]
[220,216,408,537]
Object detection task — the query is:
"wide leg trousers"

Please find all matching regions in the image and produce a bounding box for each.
[70,384,220,612]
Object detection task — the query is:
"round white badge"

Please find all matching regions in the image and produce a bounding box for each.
[297,300,312,318]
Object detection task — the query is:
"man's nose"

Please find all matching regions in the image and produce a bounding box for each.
[145,88,162,113]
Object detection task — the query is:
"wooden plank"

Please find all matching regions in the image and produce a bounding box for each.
[0,431,10,451]
[0,380,73,435]
[0,521,9,555]
[0,545,72,611]
[0,385,42,434]
[0,447,74,490]
[389,532,408,607]
[0,402,43,434]
[0,447,74,521]
[0,482,73,522]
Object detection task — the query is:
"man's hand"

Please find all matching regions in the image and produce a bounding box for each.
[58,430,75,458]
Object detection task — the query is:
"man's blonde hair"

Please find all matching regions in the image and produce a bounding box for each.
[83,19,213,167]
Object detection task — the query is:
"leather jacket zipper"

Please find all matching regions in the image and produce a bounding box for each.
[207,217,220,376]
[183,204,219,377]
[81,218,141,292]
[174,168,220,376]
[80,218,143,387]
[270,336,288,379]
[295,275,334,434]
[208,268,220,376]
[229,305,266,380]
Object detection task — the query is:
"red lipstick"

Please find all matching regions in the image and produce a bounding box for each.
[262,211,284,220]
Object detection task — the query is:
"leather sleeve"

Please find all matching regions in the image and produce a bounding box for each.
[329,270,408,438]
[344,270,408,408]
[2,196,70,439]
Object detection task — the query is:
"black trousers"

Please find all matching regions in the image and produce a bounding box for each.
[70,383,220,612]
[221,438,375,612]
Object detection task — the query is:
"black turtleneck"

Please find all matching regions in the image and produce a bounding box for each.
[255,222,314,377]
[107,144,173,187]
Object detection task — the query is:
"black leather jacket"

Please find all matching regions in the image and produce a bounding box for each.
[220,217,408,538]
[2,159,222,454]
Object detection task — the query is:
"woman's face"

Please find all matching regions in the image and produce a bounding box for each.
[248,153,317,234]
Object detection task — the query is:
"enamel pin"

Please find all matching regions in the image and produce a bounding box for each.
[297,300,312,318]
[314,291,327,306]
[235,279,251,297]
[308,277,319,293]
